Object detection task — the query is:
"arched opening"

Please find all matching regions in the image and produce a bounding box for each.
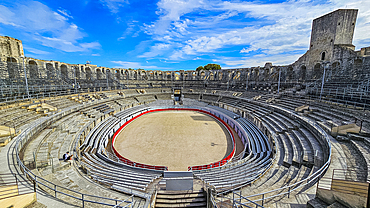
[141,71,147,80]
[313,63,322,79]
[354,59,363,79]
[287,66,294,81]
[75,67,80,79]
[133,71,137,79]
[321,52,326,61]
[200,71,206,80]
[61,65,68,79]
[235,71,241,80]
[174,72,180,80]
[106,69,111,78]
[96,68,102,79]
[7,57,17,79]
[28,60,38,79]
[192,72,197,80]
[85,67,92,80]
[264,68,269,78]
[218,72,223,81]
[299,65,307,81]
[331,62,340,77]
[115,70,120,79]
[46,63,55,79]
[210,72,214,81]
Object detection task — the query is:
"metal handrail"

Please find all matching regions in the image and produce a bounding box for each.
[12,101,139,207]
[228,100,331,205]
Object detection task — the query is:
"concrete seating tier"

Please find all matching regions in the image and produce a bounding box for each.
[193,106,272,193]
[44,97,78,110]
[0,106,42,130]
[134,95,156,103]
[191,92,329,205]
[183,93,200,100]
[155,93,172,100]
[78,106,162,194]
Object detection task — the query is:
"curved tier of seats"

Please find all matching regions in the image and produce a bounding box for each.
[7,88,334,208]
[196,92,331,205]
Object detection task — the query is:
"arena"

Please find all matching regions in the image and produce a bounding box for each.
[0,8,369,208]
[113,110,233,171]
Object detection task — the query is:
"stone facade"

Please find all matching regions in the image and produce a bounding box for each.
[0,9,369,85]
[0,36,24,59]
[292,9,370,80]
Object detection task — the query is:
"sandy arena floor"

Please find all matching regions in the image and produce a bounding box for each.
[114,110,232,171]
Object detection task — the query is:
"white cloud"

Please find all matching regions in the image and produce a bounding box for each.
[0,1,100,52]
[112,61,170,70]
[57,8,74,19]
[24,47,50,55]
[140,0,370,68]
[99,0,129,13]
[220,53,303,68]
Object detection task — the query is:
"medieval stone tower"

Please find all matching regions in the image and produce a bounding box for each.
[293,9,359,80]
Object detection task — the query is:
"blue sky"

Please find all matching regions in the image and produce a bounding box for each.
[0,0,369,70]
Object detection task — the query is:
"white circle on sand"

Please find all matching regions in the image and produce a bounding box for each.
[114,111,231,171]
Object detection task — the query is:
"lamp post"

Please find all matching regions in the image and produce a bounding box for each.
[320,61,330,100]
[20,56,30,99]
[277,68,281,94]
[245,72,250,91]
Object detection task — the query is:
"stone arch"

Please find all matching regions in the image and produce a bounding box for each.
[264,68,269,79]
[174,72,181,80]
[331,62,340,77]
[124,70,129,80]
[46,63,55,79]
[85,67,92,80]
[61,64,68,79]
[287,66,294,81]
[141,71,147,80]
[321,51,326,61]
[192,72,197,80]
[158,71,163,80]
[209,72,214,81]
[235,71,241,80]
[115,70,120,79]
[96,68,102,79]
[354,58,363,79]
[106,69,111,79]
[200,71,206,80]
[28,60,38,79]
[218,72,223,80]
[7,57,17,79]
[299,65,307,81]
[313,63,322,79]
[354,58,362,69]
[75,66,80,79]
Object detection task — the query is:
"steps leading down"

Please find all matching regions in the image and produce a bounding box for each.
[155,189,207,208]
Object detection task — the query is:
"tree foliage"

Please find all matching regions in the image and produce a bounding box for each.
[196,66,204,71]
[196,63,221,71]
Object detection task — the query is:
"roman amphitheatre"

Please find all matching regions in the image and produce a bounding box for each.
[0,8,370,208]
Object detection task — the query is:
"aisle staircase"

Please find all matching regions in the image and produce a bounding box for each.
[155,189,207,208]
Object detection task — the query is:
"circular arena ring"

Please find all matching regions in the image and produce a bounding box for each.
[110,108,236,171]
[11,93,331,208]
